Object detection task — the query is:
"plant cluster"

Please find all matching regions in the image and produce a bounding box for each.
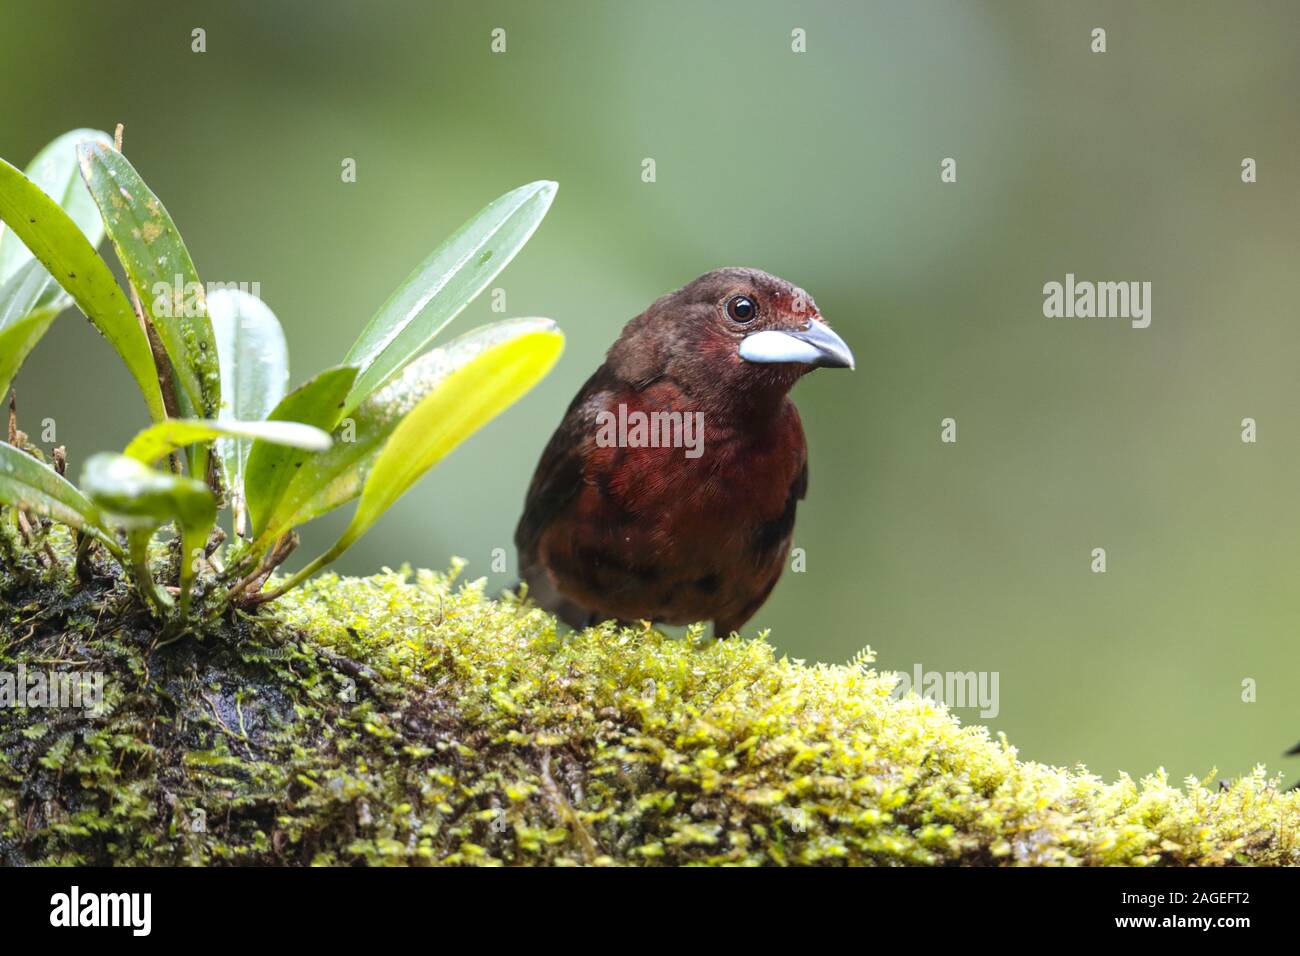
[0,127,562,629]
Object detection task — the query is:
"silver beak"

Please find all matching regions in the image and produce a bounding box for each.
[738,321,855,370]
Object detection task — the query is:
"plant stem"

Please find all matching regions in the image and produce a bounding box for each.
[129,530,173,613]
[245,541,344,606]
[228,521,290,581]
[73,532,92,582]
[219,536,266,583]
[226,532,295,603]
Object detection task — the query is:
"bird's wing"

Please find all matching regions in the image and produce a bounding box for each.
[514,366,617,569]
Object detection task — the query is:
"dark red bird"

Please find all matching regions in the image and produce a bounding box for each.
[515,267,854,636]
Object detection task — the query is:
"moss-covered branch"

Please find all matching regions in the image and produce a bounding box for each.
[1,539,1296,865]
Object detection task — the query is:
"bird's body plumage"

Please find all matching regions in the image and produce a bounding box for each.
[516,267,850,636]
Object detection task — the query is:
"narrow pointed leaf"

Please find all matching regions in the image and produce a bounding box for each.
[0,260,62,398]
[341,180,556,413]
[0,257,61,328]
[0,309,59,399]
[0,441,121,557]
[265,319,561,544]
[340,321,562,550]
[0,131,115,397]
[0,128,111,284]
[209,288,289,503]
[0,133,115,398]
[78,142,220,420]
[0,156,166,420]
[124,418,331,467]
[244,365,358,540]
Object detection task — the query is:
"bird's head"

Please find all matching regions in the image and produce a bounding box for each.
[609,267,854,411]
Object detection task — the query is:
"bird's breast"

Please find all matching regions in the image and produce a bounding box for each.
[588,389,800,538]
[536,385,806,626]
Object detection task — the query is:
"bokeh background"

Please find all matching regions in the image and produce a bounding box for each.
[3,0,1298,782]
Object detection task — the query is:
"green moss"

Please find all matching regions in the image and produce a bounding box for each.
[1,544,1297,865]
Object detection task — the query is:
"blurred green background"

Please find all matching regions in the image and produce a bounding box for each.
[3,0,1298,782]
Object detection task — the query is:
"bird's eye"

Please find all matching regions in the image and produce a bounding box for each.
[726,294,757,323]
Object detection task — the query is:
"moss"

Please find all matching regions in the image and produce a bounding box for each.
[1,538,1297,866]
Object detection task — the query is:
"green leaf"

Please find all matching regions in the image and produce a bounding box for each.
[0,128,111,285]
[0,441,122,558]
[0,258,60,328]
[81,452,216,611]
[77,142,219,417]
[0,132,115,398]
[244,365,357,541]
[341,180,556,413]
[0,309,59,401]
[266,319,561,547]
[209,288,290,510]
[342,319,562,548]
[78,141,220,484]
[0,155,166,421]
[81,451,215,531]
[0,261,61,399]
[123,418,331,467]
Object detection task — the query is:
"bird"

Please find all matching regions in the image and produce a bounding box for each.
[515,267,854,637]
